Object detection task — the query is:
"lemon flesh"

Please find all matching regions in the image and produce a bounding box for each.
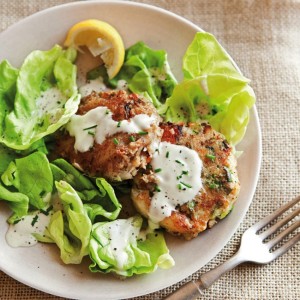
[64,19,125,79]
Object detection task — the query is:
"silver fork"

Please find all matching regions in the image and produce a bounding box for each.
[165,195,300,300]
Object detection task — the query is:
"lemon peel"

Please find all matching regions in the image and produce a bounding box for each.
[64,19,125,79]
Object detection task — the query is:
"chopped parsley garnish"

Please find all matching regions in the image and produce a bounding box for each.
[154,185,161,192]
[117,121,122,128]
[31,215,39,227]
[154,168,162,173]
[113,138,119,145]
[129,136,135,142]
[206,154,216,161]
[166,151,170,158]
[175,159,184,166]
[138,131,148,135]
[40,205,53,216]
[224,166,233,182]
[88,131,95,136]
[83,124,98,131]
[180,181,192,188]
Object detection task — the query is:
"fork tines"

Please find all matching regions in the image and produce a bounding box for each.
[254,195,300,257]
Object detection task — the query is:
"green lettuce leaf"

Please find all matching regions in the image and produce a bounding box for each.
[160,32,256,145]
[0,46,80,150]
[96,41,177,107]
[0,144,18,174]
[84,178,122,223]
[0,60,19,136]
[89,215,174,276]
[50,159,122,222]
[0,183,29,222]
[1,151,53,211]
[182,32,247,80]
[44,180,92,264]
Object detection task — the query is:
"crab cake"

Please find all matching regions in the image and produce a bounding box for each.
[131,122,240,240]
[56,90,162,181]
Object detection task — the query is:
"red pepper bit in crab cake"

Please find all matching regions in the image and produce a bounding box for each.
[131,122,240,240]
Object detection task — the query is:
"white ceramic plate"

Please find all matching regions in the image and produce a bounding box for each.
[0,1,262,299]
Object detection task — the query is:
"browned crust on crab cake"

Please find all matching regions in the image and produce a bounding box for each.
[131,122,240,240]
[55,90,162,181]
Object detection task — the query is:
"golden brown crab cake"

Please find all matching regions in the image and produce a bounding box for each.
[131,122,240,240]
[56,90,162,181]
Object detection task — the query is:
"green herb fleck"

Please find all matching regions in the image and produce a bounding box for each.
[40,205,53,216]
[187,201,196,210]
[39,190,46,197]
[154,185,161,192]
[113,138,119,145]
[138,131,148,135]
[175,160,184,166]
[83,125,97,131]
[129,136,135,142]
[117,121,122,128]
[154,168,162,173]
[206,154,216,161]
[180,181,192,188]
[88,131,95,136]
[224,167,233,182]
[31,215,39,227]
[166,151,170,158]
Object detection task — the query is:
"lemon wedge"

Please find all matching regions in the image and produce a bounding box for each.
[64,19,125,79]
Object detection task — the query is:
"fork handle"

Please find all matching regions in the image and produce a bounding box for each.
[164,252,245,300]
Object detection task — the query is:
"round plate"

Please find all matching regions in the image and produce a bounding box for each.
[0,1,262,299]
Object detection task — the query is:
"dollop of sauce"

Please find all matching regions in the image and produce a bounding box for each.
[104,218,140,269]
[66,106,157,152]
[6,211,52,247]
[35,87,66,123]
[79,78,106,98]
[149,141,203,223]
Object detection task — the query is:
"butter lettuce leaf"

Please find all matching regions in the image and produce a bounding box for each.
[160,32,256,145]
[50,159,122,222]
[102,41,177,107]
[183,32,247,80]
[89,215,174,276]
[0,46,80,150]
[44,181,92,264]
[0,60,19,136]
[0,183,29,222]
[1,151,53,212]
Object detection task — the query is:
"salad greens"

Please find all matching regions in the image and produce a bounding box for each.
[89,41,177,108]
[89,215,174,276]
[44,181,93,264]
[0,45,80,150]
[0,30,256,277]
[158,32,255,145]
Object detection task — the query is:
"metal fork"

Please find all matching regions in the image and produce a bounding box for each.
[165,195,300,300]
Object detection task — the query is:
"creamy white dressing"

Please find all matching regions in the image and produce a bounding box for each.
[79,78,107,98]
[106,218,140,269]
[66,106,157,152]
[137,219,160,241]
[149,141,203,223]
[116,79,128,90]
[35,87,66,123]
[6,211,52,247]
